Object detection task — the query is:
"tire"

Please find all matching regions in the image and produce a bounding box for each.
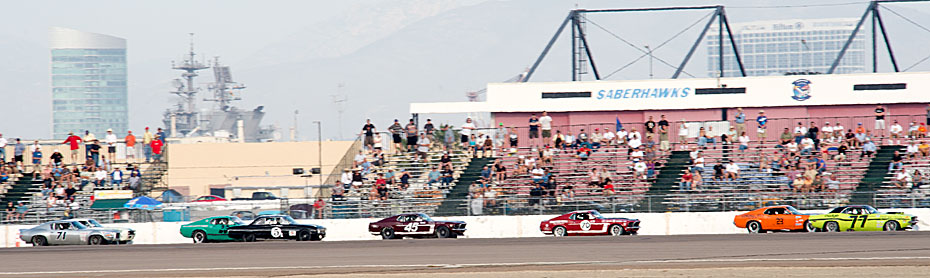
[192,230,207,244]
[381,228,396,240]
[746,221,762,233]
[804,221,818,233]
[825,221,840,232]
[552,226,567,237]
[242,233,256,242]
[297,229,311,241]
[435,226,452,238]
[883,220,900,231]
[32,236,47,247]
[89,235,104,245]
[609,224,624,236]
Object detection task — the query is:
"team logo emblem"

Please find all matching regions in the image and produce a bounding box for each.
[791,79,811,101]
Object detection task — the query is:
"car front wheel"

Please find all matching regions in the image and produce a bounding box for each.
[297,229,312,241]
[435,226,452,238]
[883,220,900,231]
[89,235,104,245]
[609,225,624,236]
[242,233,256,242]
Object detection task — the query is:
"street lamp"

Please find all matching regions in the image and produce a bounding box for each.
[312,121,323,195]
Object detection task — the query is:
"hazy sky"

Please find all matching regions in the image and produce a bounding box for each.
[2,0,929,140]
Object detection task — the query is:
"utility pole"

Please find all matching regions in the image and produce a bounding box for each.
[645,45,654,79]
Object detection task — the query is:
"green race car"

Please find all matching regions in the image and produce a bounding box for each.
[808,205,918,232]
[180,216,246,243]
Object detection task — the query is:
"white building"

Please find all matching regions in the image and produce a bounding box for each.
[707,18,866,77]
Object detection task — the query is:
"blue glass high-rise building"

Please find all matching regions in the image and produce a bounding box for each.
[49,27,128,139]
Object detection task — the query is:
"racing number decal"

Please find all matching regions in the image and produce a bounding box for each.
[404,222,419,232]
[56,232,66,240]
[271,227,283,238]
[580,220,592,231]
[776,218,784,225]
[849,215,869,228]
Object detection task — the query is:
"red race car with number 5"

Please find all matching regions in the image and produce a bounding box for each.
[540,210,639,237]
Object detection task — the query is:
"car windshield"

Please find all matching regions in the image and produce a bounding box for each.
[590,211,604,219]
[829,207,846,213]
[785,206,802,215]
[229,216,246,225]
[66,221,88,230]
[417,213,433,222]
[863,206,879,214]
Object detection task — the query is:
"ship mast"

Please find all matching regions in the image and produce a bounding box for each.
[167,33,209,137]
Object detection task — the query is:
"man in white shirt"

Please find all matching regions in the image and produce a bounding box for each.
[692,154,705,174]
[628,128,642,144]
[633,159,647,180]
[461,118,476,145]
[0,133,7,162]
[800,137,815,155]
[909,121,920,138]
[417,132,431,163]
[907,142,919,158]
[531,166,545,182]
[833,123,845,140]
[602,128,616,146]
[822,122,834,142]
[616,128,629,147]
[890,120,904,144]
[786,141,799,154]
[725,161,740,180]
[631,149,644,160]
[539,111,553,140]
[105,128,118,161]
[678,120,689,150]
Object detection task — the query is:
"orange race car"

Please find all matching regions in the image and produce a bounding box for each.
[733,205,817,233]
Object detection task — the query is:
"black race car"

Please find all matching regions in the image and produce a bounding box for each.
[226,215,326,242]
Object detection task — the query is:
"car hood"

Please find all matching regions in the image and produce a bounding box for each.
[434,220,466,225]
[601,218,638,222]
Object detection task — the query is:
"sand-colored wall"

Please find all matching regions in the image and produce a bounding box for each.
[166,141,355,197]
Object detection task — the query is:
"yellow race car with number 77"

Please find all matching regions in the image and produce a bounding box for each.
[808,205,918,232]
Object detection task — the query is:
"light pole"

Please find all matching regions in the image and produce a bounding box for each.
[800,39,811,74]
[313,121,323,188]
[645,45,654,79]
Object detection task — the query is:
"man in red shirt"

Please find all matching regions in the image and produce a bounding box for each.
[151,135,164,162]
[313,198,325,219]
[61,132,82,164]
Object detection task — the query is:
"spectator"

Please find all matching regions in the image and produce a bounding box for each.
[633,159,647,180]
[602,181,615,196]
[105,129,118,161]
[890,120,903,144]
[539,111,553,141]
[151,136,164,161]
[531,165,545,183]
[427,167,440,189]
[738,132,750,152]
[494,159,507,182]
[4,202,14,222]
[29,140,42,177]
[677,120,689,150]
[645,116,657,139]
[822,122,834,143]
[128,172,141,191]
[508,127,519,148]
[658,115,670,151]
[756,111,768,143]
[125,130,136,163]
[692,152,705,174]
[373,133,383,151]
[156,128,167,143]
[800,137,815,155]
[424,119,435,140]
[61,132,82,164]
[894,170,910,189]
[835,142,849,161]
[823,173,840,192]
[834,122,845,141]
[50,149,64,166]
[807,121,820,148]
[443,125,457,151]
[331,180,345,200]
[920,141,930,157]
[602,128,616,147]
[874,105,886,135]
[713,162,725,181]
[353,150,365,167]
[143,127,154,162]
[441,168,454,187]
[376,182,389,201]
[680,171,693,191]
[12,138,25,170]
[861,138,877,160]
[461,118,476,147]
[94,167,107,188]
[920,123,928,138]
[111,167,123,189]
[481,166,492,181]
[576,145,591,161]
[889,150,903,171]
[734,108,746,135]
[909,121,920,139]
[88,140,101,165]
[907,142,919,158]
[340,169,352,190]
[405,119,418,152]
[388,119,404,152]
[725,161,740,180]
[313,198,325,219]
[83,130,96,161]
[398,170,410,191]
[360,119,376,151]
[779,128,792,147]
[794,122,807,144]
[528,113,540,142]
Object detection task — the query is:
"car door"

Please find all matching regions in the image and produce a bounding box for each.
[250,217,272,239]
[759,208,778,230]
[589,215,607,233]
[567,212,589,233]
[396,216,418,234]
[843,207,864,231]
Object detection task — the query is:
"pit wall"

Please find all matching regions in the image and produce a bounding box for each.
[3,209,928,247]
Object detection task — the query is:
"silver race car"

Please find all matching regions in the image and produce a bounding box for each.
[20,220,127,246]
[72,218,135,244]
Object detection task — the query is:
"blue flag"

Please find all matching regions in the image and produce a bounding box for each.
[615,117,623,131]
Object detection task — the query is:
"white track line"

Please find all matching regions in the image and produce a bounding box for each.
[0,261,613,276]
[628,256,930,264]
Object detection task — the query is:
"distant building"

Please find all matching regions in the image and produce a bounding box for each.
[707,18,866,77]
[49,27,128,139]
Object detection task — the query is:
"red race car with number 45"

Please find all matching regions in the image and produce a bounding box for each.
[369,213,466,239]
[540,210,640,237]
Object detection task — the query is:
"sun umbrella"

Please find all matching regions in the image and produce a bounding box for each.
[123,196,164,210]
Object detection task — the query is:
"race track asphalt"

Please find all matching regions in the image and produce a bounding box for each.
[0,231,928,277]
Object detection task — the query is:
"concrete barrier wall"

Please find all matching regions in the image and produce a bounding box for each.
[3,208,928,248]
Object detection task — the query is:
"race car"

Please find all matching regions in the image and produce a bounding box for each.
[72,218,136,244]
[733,205,815,233]
[226,215,325,242]
[539,210,639,237]
[369,213,466,239]
[180,216,246,243]
[20,220,127,246]
[808,205,919,232]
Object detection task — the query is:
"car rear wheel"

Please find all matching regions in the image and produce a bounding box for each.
[297,229,311,241]
[435,226,452,238]
[192,230,207,243]
[32,236,47,247]
[746,221,762,233]
[609,225,624,236]
[381,228,396,240]
[804,221,818,232]
[89,235,104,245]
[553,226,567,237]
[883,220,900,231]
[242,233,256,242]
[825,221,840,232]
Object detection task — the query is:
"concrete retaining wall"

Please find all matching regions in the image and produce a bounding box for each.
[3,209,928,247]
